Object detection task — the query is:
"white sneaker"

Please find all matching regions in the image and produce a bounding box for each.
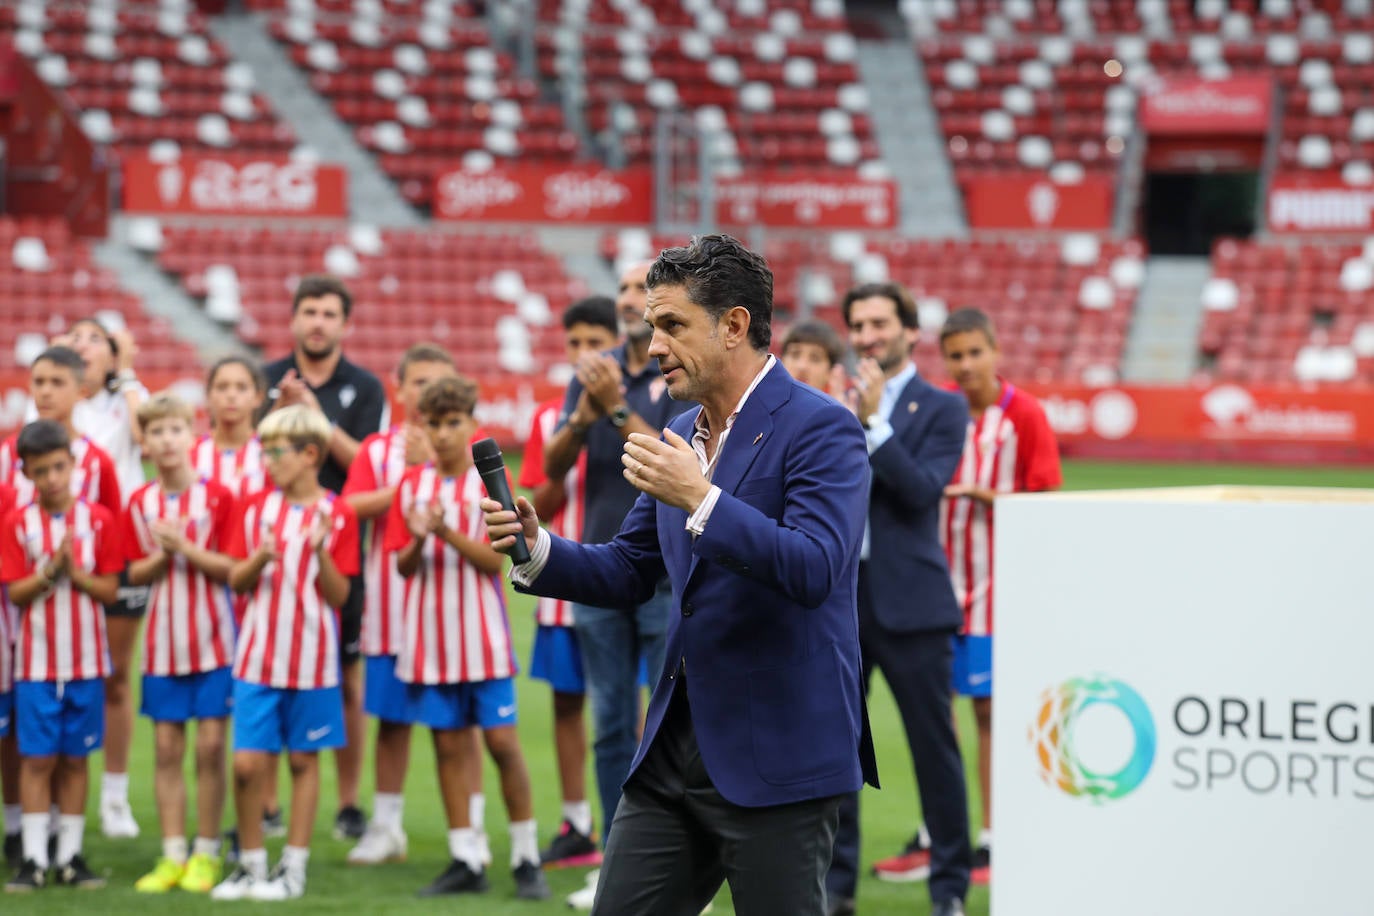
[100,799,140,839]
[477,831,492,867]
[346,823,408,865]
[210,865,259,900]
[566,869,598,910]
[248,863,305,901]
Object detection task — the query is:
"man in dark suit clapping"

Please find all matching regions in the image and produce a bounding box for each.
[826,282,972,916]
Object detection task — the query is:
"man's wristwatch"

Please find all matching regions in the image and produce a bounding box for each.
[608,404,632,428]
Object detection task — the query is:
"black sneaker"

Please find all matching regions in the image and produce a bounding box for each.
[53,854,105,889]
[333,805,367,841]
[262,808,286,839]
[416,859,488,897]
[513,860,550,900]
[5,858,46,892]
[2,834,19,871]
[539,819,602,869]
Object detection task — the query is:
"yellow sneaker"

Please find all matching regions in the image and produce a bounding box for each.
[179,852,223,893]
[135,858,185,893]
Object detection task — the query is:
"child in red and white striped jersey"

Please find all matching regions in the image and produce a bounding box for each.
[124,395,237,894]
[0,421,122,891]
[190,357,270,502]
[214,406,359,903]
[385,376,547,901]
[340,344,456,866]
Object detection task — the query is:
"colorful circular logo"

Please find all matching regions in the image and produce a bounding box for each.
[1029,676,1156,802]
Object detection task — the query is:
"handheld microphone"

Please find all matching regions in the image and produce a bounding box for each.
[471,437,532,565]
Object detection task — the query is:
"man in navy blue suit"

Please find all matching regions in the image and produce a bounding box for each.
[484,235,878,915]
[825,282,972,916]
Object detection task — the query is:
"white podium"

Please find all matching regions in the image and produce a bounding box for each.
[993,487,1374,916]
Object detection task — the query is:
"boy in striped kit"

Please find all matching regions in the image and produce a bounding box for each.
[125,395,237,893]
[342,343,455,866]
[212,406,360,902]
[518,297,617,868]
[939,308,1061,883]
[385,377,548,900]
[0,421,123,891]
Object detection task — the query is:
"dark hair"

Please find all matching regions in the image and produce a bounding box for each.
[418,375,479,418]
[841,282,919,330]
[292,274,353,319]
[562,295,618,335]
[16,419,71,461]
[645,234,773,351]
[781,319,845,368]
[69,317,119,390]
[33,345,87,380]
[206,355,267,393]
[939,308,999,349]
[398,343,454,382]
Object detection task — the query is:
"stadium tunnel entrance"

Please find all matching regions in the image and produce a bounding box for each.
[1142,170,1259,256]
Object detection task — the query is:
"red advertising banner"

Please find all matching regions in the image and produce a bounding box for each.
[122,153,349,217]
[1267,173,1374,233]
[434,165,653,223]
[716,175,898,229]
[1140,75,1273,135]
[963,175,1114,230]
[1019,382,1374,463]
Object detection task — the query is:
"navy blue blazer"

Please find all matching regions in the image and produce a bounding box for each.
[519,361,879,807]
[864,373,969,634]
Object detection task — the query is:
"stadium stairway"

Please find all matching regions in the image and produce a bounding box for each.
[208,11,421,227]
[537,225,619,299]
[855,38,964,237]
[96,216,242,360]
[1120,256,1212,384]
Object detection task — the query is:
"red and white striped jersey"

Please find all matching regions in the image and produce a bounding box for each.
[0,434,122,516]
[0,483,16,694]
[342,426,410,657]
[227,490,360,689]
[0,499,122,682]
[517,400,586,628]
[190,435,268,501]
[384,464,514,685]
[124,478,237,676]
[940,382,1062,637]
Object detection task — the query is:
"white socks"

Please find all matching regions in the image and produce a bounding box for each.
[163,835,189,865]
[240,847,269,880]
[562,800,593,838]
[2,804,19,836]
[21,813,48,868]
[468,793,486,833]
[281,845,309,877]
[193,836,221,859]
[448,827,483,872]
[101,771,129,806]
[56,814,84,866]
[373,792,404,831]
[509,819,540,868]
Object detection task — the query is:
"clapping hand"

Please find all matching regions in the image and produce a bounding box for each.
[308,508,333,552]
[577,353,624,413]
[277,369,321,412]
[403,423,434,466]
[406,502,444,541]
[151,518,189,554]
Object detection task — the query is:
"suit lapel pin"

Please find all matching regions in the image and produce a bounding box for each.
[752,432,764,445]
[907,402,918,413]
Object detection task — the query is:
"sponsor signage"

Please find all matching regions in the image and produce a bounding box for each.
[963,175,1114,230]
[1140,75,1273,135]
[997,487,1374,915]
[122,153,349,217]
[716,174,898,229]
[434,165,653,223]
[1268,173,1374,233]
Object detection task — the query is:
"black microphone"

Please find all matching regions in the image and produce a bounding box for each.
[471,437,532,565]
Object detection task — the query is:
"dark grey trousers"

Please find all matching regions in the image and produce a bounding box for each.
[592,679,841,916]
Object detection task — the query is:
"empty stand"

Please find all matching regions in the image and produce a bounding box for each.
[3,0,297,154]
[153,224,589,380]
[0,215,198,372]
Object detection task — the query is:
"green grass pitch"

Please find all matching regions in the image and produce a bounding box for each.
[11,459,1374,914]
